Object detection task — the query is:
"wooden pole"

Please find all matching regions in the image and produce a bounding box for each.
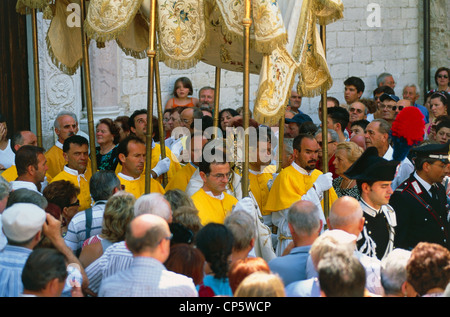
[320,25,329,220]
[80,0,97,174]
[31,9,42,147]
[242,0,252,197]
[145,0,157,194]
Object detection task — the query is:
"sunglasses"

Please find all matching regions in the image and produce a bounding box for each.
[437,75,449,79]
[67,200,80,207]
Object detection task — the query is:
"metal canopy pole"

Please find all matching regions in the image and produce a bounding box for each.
[213,67,221,138]
[241,0,252,198]
[80,0,97,174]
[320,24,329,220]
[155,50,168,187]
[31,9,42,147]
[145,0,157,194]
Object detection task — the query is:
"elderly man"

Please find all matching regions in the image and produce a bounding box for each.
[364,118,414,190]
[344,147,399,261]
[348,101,368,129]
[389,143,450,250]
[264,134,338,256]
[378,93,400,124]
[98,214,197,297]
[402,84,429,123]
[327,196,384,296]
[314,129,339,178]
[377,72,396,89]
[288,89,303,114]
[268,200,322,286]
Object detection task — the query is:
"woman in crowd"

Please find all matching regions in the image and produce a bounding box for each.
[79,192,135,268]
[405,242,450,297]
[42,180,80,238]
[96,118,121,171]
[332,141,364,200]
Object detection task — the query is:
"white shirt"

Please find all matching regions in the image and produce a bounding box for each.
[0,140,15,169]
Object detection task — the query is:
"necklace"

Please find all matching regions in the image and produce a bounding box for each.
[341,178,355,189]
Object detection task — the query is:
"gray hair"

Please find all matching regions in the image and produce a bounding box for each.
[380,248,411,296]
[134,193,172,221]
[0,176,11,201]
[90,170,121,201]
[315,128,339,143]
[376,72,393,87]
[54,111,78,129]
[403,83,420,95]
[224,210,256,252]
[6,188,48,210]
[287,200,321,236]
[371,118,391,135]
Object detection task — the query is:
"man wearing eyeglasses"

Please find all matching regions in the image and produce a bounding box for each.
[348,101,368,126]
[191,148,238,226]
[389,143,450,251]
[378,93,399,124]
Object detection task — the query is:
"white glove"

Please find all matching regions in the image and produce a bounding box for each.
[313,172,333,194]
[233,197,257,219]
[152,157,171,177]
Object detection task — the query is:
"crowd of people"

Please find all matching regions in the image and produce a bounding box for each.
[0,69,450,298]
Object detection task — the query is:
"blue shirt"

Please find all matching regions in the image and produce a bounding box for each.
[201,275,233,297]
[0,245,32,297]
[285,277,321,297]
[268,245,312,286]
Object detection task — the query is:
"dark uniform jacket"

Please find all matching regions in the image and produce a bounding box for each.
[389,173,450,250]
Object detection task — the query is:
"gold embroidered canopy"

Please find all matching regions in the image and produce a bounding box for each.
[17,0,344,126]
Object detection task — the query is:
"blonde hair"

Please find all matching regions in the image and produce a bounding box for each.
[102,192,136,243]
[234,272,285,297]
[335,141,364,164]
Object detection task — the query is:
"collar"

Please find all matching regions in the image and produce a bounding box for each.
[359,198,382,216]
[203,189,225,200]
[291,161,314,176]
[118,172,140,181]
[413,171,432,194]
[55,140,64,150]
[10,181,41,195]
[382,145,393,160]
[63,165,88,183]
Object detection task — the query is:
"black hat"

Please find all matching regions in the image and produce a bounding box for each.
[379,93,400,103]
[412,142,450,163]
[344,146,400,181]
[285,113,313,125]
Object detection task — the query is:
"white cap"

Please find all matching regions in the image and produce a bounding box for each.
[2,203,46,242]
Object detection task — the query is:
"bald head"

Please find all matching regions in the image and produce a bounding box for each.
[126,214,171,261]
[350,134,366,150]
[328,196,364,237]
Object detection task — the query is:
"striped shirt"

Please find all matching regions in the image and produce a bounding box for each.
[0,245,32,297]
[64,201,107,254]
[98,257,198,297]
[85,241,133,294]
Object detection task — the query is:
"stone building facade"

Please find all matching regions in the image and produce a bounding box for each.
[28,0,449,149]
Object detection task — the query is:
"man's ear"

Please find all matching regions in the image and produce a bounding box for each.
[118,153,126,164]
[199,171,207,183]
[63,152,69,163]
